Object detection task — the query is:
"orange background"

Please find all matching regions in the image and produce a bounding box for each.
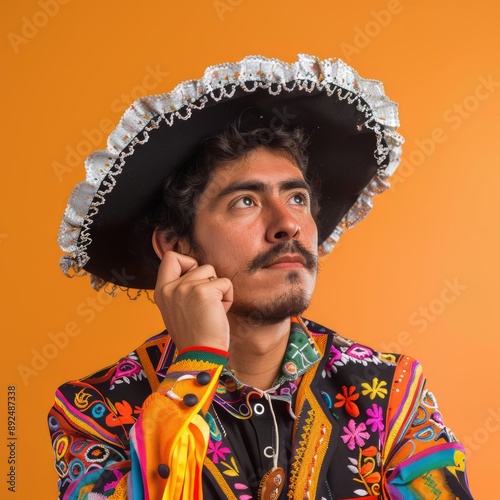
[2,1,498,498]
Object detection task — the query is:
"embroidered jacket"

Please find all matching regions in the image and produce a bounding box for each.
[48,318,473,499]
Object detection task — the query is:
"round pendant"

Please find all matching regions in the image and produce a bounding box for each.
[258,467,285,500]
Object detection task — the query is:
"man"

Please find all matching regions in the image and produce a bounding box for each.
[49,55,473,499]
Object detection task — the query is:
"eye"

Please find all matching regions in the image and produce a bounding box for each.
[232,196,255,208]
[289,192,309,206]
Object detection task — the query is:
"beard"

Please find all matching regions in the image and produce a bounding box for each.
[229,279,314,325]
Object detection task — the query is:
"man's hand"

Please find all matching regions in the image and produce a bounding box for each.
[154,251,233,352]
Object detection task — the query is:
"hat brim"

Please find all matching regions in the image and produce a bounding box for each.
[59,55,403,292]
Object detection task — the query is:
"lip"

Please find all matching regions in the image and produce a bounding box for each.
[264,254,306,269]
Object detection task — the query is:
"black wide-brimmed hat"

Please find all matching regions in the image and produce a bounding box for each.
[59,54,403,294]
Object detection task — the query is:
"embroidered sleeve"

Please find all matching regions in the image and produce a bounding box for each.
[130,355,225,499]
[382,356,473,499]
[48,403,132,499]
[49,348,227,499]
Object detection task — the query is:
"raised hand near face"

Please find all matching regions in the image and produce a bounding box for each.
[153,251,233,352]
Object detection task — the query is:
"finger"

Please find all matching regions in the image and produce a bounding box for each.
[210,277,234,313]
[161,264,219,292]
[181,264,218,283]
[156,250,198,287]
[174,276,233,312]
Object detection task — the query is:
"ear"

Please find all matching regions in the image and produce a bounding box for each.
[152,228,174,259]
[152,228,190,259]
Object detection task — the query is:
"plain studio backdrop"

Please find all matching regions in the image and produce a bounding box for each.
[2,1,498,497]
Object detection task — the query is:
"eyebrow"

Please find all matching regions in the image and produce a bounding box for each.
[217,179,312,199]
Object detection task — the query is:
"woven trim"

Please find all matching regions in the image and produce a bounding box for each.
[58,54,404,294]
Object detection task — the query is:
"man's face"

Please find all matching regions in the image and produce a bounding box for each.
[182,146,319,325]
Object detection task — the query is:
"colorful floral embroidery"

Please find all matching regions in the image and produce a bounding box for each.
[346,344,373,361]
[379,353,397,363]
[221,456,240,477]
[84,444,110,463]
[347,446,381,497]
[324,345,342,372]
[110,356,145,389]
[334,385,360,417]
[341,419,370,450]
[361,378,388,400]
[365,404,384,432]
[207,439,231,464]
[74,389,92,409]
[234,482,252,500]
[323,342,386,375]
[105,400,141,427]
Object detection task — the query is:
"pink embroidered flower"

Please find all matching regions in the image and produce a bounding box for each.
[207,440,231,464]
[366,404,384,432]
[341,419,370,450]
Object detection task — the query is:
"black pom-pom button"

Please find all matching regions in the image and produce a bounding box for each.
[158,463,170,479]
[196,371,211,385]
[183,393,199,407]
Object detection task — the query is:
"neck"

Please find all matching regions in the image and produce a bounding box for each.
[227,315,291,390]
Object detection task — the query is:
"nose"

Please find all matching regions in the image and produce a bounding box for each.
[265,203,301,243]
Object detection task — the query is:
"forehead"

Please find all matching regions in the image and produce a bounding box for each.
[207,147,305,192]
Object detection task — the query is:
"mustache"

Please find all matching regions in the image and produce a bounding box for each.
[247,241,318,273]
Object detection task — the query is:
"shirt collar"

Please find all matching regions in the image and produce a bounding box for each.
[220,317,321,390]
[215,318,321,419]
[273,316,321,385]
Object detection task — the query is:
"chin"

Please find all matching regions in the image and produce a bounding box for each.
[230,287,312,326]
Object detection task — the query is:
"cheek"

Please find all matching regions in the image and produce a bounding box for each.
[197,215,260,251]
[301,219,319,249]
[194,224,244,269]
